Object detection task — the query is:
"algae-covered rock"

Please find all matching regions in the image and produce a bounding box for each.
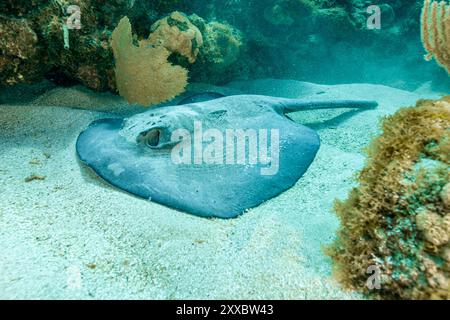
[190,15,242,67]
[200,21,242,71]
[314,7,356,40]
[0,15,42,85]
[0,0,115,90]
[0,0,42,17]
[264,0,316,25]
[326,96,450,300]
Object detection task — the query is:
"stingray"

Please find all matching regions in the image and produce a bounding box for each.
[178,92,225,105]
[76,94,377,218]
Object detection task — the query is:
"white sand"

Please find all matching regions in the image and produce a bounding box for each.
[0,80,440,299]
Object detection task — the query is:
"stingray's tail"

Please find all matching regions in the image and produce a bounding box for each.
[279,99,378,114]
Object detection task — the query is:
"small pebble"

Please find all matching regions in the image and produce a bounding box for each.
[25,174,46,182]
[29,159,41,165]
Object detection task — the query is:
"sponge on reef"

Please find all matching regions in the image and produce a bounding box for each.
[326,96,450,299]
[146,11,203,64]
[111,16,188,106]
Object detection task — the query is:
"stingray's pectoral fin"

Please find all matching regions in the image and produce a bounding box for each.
[280,99,378,114]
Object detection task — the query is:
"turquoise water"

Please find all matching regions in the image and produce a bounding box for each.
[0,1,449,300]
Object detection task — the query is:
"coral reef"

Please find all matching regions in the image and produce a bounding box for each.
[111,17,188,106]
[146,11,203,64]
[0,0,116,90]
[326,96,450,299]
[0,1,245,90]
[0,14,41,85]
[194,18,242,72]
[186,14,243,82]
[0,1,197,90]
[189,0,446,89]
[1,0,448,91]
[263,0,316,26]
[421,0,450,73]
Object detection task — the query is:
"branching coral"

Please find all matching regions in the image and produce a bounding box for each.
[326,96,450,300]
[111,16,188,106]
[421,0,450,73]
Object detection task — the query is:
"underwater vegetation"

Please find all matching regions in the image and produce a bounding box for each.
[111,15,189,105]
[0,1,244,93]
[326,96,450,299]
[326,0,450,299]
[421,0,450,73]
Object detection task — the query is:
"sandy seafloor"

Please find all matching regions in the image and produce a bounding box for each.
[0,79,442,299]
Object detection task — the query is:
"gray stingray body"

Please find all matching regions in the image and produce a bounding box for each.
[76,95,377,218]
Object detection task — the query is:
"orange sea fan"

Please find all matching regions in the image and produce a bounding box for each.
[111,17,188,106]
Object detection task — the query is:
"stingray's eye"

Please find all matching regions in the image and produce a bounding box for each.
[146,129,160,147]
[138,129,161,148]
